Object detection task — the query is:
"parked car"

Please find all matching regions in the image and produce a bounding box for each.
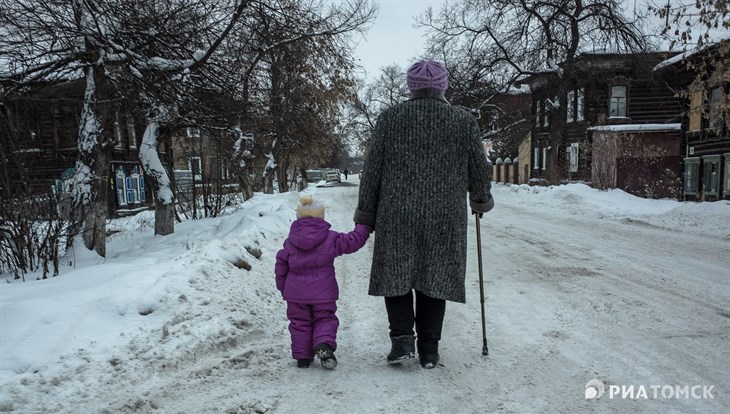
[305,169,324,182]
[325,170,340,184]
[305,169,339,185]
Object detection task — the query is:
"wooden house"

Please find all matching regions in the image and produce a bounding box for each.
[521,51,689,198]
[170,126,242,206]
[1,79,152,216]
[480,89,532,184]
[655,40,730,201]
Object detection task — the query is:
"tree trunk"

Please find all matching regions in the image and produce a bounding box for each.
[155,202,175,235]
[546,87,568,184]
[239,174,254,200]
[263,172,275,194]
[262,145,277,194]
[139,119,175,235]
[82,66,114,257]
[82,145,110,256]
[74,65,108,256]
[277,156,290,193]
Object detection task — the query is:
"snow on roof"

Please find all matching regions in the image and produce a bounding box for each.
[652,38,730,71]
[587,123,682,132]
[653,48,699,71]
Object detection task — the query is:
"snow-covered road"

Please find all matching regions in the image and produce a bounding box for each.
[1,179,728,413]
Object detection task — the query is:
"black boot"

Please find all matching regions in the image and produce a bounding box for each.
[387,335,416,364]
[315,343,337,369]
[417,337,440,369]
[296,358,313,368]
[419,352,440,369]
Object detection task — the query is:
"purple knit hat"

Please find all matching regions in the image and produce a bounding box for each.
[407,60,448,93]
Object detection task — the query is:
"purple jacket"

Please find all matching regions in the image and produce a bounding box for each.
[275,218,371,304]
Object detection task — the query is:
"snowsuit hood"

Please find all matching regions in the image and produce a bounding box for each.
[275,220,371,304]
[287,218,331,250]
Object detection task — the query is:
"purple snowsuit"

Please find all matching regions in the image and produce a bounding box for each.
[275,218,371,360]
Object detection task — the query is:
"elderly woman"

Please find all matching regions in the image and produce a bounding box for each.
[354,60,494,369]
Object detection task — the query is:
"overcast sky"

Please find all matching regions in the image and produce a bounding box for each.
[352,0,445,81]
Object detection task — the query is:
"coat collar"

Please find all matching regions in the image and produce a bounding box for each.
[409,88,449,103]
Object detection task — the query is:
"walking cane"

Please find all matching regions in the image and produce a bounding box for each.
[475,212,489,356]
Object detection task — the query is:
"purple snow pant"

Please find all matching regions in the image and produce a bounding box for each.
[286,301,339,360]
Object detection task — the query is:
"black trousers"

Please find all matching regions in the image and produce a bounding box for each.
[385,290,445,353]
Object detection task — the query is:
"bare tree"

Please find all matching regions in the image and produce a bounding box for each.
[234,0,375,193]
[651,0,729,49]
[347,64,410,153]
[1,0,375,263]
[419,0,647,183]
[0,0,250,248]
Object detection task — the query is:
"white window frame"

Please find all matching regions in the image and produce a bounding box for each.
[129,166,144,203]
[115,165,128,206]
[186,127,201,139]
[567,90,575,123]
[683,157,700,195]
[113,113,123,149]
[609,85,627,118]
[576,88,585,121]
[533,147,540,169]
[189,156,202,181]
[220,162,230,180]
[127,118,137,150]
[569,142,579,173]
[703,156,721,196]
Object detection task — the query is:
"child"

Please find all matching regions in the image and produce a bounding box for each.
[275,195,372,369]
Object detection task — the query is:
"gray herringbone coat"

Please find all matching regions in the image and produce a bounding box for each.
[354,93,494,303]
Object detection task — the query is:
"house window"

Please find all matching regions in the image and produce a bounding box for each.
[115,166,127,206]
[684,158,700,195]
[533,147,540,169]
[131,166,145,203]
[186,127,201,139]
[708,86,724,130]
[189,156,202,181]
[115,164,145,206]
[544,99,550,127]
[567,91,575,122]
[113,113,123,149]
[125,175,135,203]
[703,156,721,197]
[609,85,627,118]
[576,88,585,121]
[127,118,137,150]
[569,142,579,173]
[220,162,230,180]
[542,147,547,170]
[537,100,543,127]
[566,89,585,123]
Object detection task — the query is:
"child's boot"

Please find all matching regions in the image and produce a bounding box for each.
[296,358,314,368]
[315,343,337,369]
